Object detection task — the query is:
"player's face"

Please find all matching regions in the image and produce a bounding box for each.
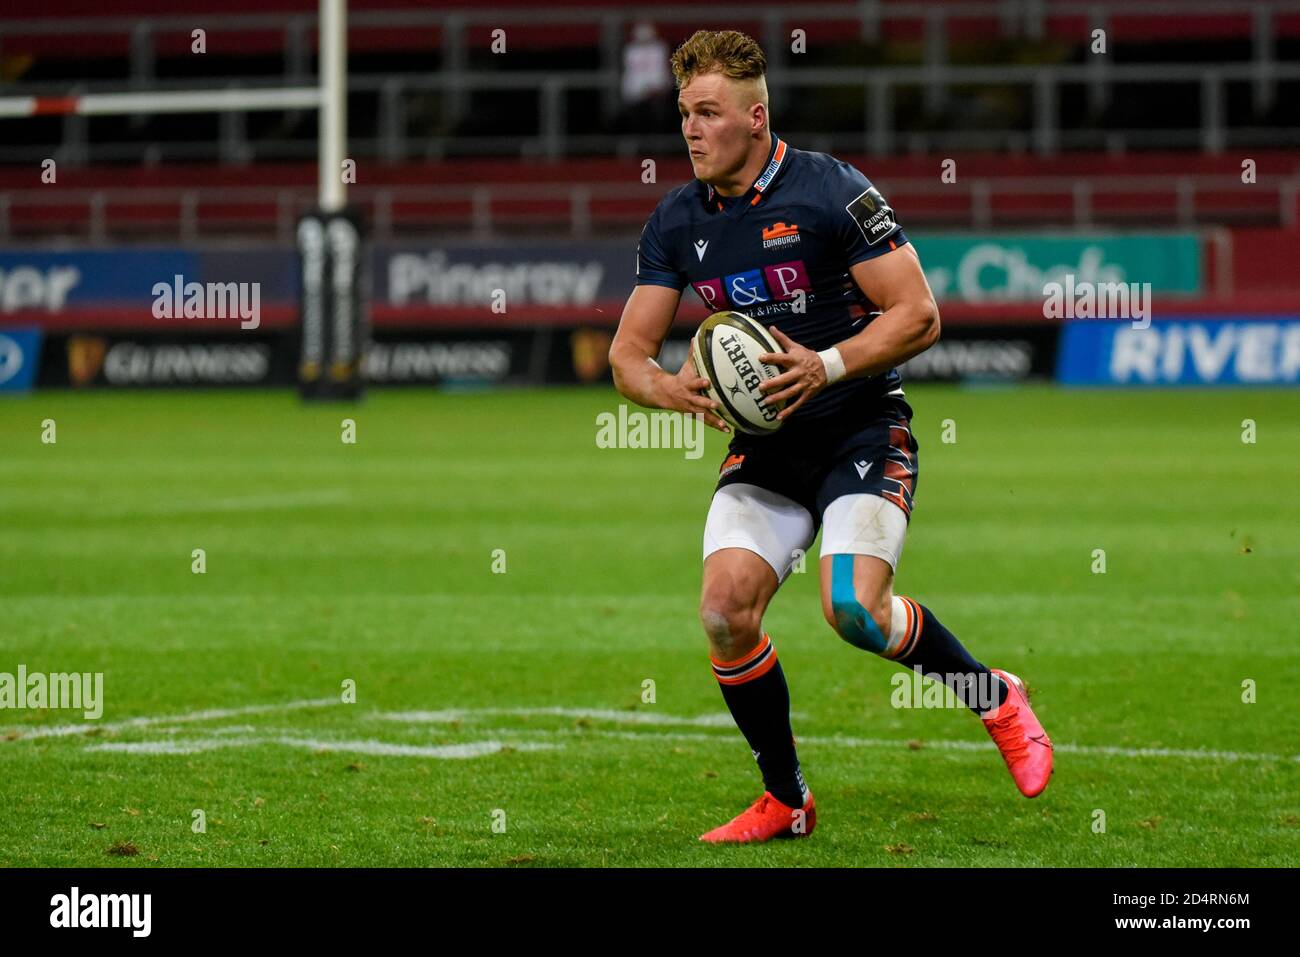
[678,74,760,185]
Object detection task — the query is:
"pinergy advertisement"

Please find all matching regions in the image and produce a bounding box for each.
[6,234,1275,390]
[0,232,1203,317]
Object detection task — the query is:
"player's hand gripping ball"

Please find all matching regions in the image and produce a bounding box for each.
[689,311,787,434]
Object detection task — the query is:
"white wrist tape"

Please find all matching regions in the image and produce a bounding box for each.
[817,346,846,385]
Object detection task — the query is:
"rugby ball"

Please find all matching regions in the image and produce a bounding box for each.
[690,311,786,434]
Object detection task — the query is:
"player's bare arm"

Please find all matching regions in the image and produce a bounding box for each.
[758,244,940,419]
[609,283,732,432]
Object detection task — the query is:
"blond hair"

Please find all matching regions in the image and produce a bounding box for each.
[670,30,767,91]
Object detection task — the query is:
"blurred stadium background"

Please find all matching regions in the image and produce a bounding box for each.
[1,0,1298,391]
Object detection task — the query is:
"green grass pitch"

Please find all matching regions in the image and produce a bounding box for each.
[1,384,1297,867]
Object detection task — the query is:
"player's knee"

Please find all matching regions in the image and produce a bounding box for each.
[865,597,893,645]
[827,595,891,654]
[824,564,891,654]
[699,596,762,661]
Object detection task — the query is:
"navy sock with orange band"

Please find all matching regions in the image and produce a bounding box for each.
[893,600,1008,716]
[711,633,808,810]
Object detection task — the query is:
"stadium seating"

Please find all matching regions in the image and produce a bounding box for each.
[1,152,1296,241]
[2,1,1300,241]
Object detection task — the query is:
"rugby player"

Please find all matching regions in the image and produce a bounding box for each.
[609,30,1054,843]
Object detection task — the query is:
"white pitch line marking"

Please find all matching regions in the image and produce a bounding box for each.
[86,736,558,759]
[3,697,338,741]
[378,707,747,728]
[13,698,1297,765]
[87,723,1299,764]
[283,738,556,759]
[548,728,1300,764]
[376,709,1299,763]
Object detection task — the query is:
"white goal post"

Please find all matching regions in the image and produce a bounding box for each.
[0,0,349,212]
[0,0,363,400]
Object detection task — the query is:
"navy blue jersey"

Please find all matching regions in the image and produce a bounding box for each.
[636,135,909,429]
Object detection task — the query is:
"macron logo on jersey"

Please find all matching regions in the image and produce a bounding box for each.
[694,239,709,261]
[691,260,811,311]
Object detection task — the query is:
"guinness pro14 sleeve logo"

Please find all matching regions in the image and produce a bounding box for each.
[846,185,899,245]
